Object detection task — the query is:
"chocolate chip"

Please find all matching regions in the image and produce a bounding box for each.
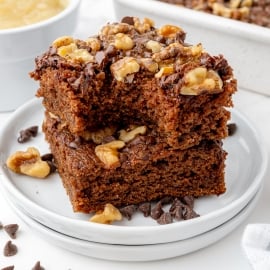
[170,204,183,221]
[41,153,54,162]
[138,202,151,217]
[227,123,237,136]
[4,224,19,239]
[47,160,57,174]
[32,261,45,270]
[150,201,164,220]
[121,16,135,25]
[120,205,137,220]
[3,241,18,257]
[1,266,14,270]
[157,212,173,225]
[0,221,3,230]
[182,205,200,220]
[17,126,39,143]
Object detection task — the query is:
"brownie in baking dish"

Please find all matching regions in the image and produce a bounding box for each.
[31,16,236,150]
[43,111,226,213]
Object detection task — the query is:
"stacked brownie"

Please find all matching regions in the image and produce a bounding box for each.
[30,17,237,213]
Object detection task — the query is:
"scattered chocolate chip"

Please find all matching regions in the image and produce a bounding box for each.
[47,160,57,174]
[121,16,135,25]
[3,241,18,257]
[170,204,183,221]
[120,205,137,220]
[182,205,200,220]
[41,153,54,162]
[4,224,19,239]
[32,261,45,270]
[0,221,3,230]
[17,126,38,143]
[150,201,164,220]
[138,202,151,217]
[227,123,237,136]
[1,266,14,270]
[157,212,173,225]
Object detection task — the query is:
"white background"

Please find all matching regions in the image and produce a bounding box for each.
[1,0,270,269]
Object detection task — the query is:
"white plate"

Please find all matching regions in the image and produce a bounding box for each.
[0,98,267,245]
[5,186,261,261]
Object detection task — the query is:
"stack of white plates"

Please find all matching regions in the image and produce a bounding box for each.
[0,99,267,261]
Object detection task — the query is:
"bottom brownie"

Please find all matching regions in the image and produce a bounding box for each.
[43,111,227,213]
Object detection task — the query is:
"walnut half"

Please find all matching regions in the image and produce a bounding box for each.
[6,147,50,178]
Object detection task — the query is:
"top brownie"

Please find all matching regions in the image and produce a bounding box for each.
[30,17,236,150]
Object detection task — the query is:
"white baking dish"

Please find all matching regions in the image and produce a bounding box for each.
[113,0,270,95]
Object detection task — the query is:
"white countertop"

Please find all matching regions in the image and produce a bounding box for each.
[1,0,270,269]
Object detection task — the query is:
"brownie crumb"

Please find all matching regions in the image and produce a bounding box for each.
[17,126,38,143]
[4,224,19,239]
[3,241,18,257]
[1,266,15,270]
[227,123,237,136]
[32,261,45,270]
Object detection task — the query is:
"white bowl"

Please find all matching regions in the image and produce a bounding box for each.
[113,0,270,96]
[0,0,81,112]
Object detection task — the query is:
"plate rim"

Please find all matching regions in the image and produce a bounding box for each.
[6,183,261,261]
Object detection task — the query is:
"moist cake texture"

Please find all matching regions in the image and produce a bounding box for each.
[43,111,226,213]
[30,17,236,214]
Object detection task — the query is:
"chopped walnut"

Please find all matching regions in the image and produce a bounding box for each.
[211,2,250,19]
[90,203,122,224]
[95,140,125,168]
[113,33,134,50]
[158,24,183,38]
[52,36,74,48]
[133,17,155,33]
[152,43,183,63]
[155,65,174,78]
[57,43,94,64]
[81,126,116,144]
[100,23,131,36]
[110,57,140,82]
[85,37,101,51]
[181,67,223,95]
[6,147,50,178]
[119,126,147,142]
[146,40,162,53]
[139,58,159,73]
